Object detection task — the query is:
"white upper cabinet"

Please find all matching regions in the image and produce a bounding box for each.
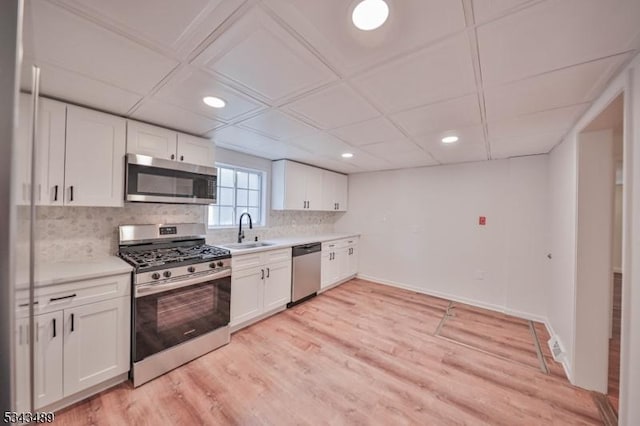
[321,170,348,211]
[272,159,344,211]
[16,94,66,206]
[126,120,177,160]
[65,106,126,207]
[126,120,215,168]
[176,133,216,167]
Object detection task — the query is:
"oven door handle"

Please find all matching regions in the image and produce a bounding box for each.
[135,270,230,298]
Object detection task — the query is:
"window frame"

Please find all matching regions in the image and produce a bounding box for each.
[207,163,266,229]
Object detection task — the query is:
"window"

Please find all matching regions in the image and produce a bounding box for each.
[208,165,265,228]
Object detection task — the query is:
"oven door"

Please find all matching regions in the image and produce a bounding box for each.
[126,154,217,204]
[133,272,230,363]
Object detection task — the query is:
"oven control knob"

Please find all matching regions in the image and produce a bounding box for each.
[163,271,172,278]
[209,262,216,269]
[187,266,196,273]
[151,272,161,280]
[216,261,224,268]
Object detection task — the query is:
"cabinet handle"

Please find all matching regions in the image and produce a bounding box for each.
[69,185,74,202]
[35,321,39,342]
[18,325,22,345]
[261,269,265,280]
[70,314,75,332]
[54,184,58,202]
[50,293,76,302]
[180,155,184,161]
[266,268,270,278]
[52,318,57,338]
[18,301,38,308]
[171,154,175,160]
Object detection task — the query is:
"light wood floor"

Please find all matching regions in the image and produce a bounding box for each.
[56,279,604,425]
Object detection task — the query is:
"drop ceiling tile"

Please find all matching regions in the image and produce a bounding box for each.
[212,126,312,160]
[263,0,466,75]
[488,103,590,157]
[154,68,265,121]
[351,34,477,113]
[359,139,419,157]
[390,94,482,137]
[382,148,439,169]
[472,0,533,23]
[20,59,141,115]
[237,109,317,140]
[287,132,353,157]
[329,117,405,146]
[344,150,392,171]
[484,54,631,122]
[477,0,640,85]
[57,0,245,57]
[24,1,178,95]
[418,125,488,164]
[192,7,337,103]
[285,83,380,129]
[131,99,225,134]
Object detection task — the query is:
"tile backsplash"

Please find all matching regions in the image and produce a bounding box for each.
[27,204,341,262]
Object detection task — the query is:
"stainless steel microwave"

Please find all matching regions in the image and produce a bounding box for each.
[125,154,217,205]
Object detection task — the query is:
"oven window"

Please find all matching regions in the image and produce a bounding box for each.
[157,285,216,333]
[127,163,216,200]
[138,173,194,196]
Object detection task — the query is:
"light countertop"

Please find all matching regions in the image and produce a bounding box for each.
[16,256,133,289]
[216,233,360,255]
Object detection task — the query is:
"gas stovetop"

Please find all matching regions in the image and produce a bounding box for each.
[119,244,231,272]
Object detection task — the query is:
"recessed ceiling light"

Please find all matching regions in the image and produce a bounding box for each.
[203,96,226,108]
[352,0,389,31]
[441,136,459,144]
[341,152,354,158]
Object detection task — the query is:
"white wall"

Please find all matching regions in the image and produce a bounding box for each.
[574,129,614,392]
[334,155,549,320]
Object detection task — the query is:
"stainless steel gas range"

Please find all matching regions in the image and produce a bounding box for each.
[118,223,231,387]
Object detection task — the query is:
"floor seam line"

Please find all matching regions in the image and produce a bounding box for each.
[529,321,550,375]
[433,301,454,336]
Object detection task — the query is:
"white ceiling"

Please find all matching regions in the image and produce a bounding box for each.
[22,0,640,174]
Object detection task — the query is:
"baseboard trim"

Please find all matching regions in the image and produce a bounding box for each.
[318,275,355,294]
[43,372,129,414]
[230,305,287,333]
[356,273,546,322]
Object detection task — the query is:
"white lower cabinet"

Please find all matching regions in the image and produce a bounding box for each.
[230,249,292,330]
[14,274,130,410]
[321,237,359,290]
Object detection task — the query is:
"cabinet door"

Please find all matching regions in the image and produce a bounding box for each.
[335,173,348,211]
[126,120,177,160]
[347,244,358,277]
[15,95,33,206]
[321,170,337,211]
[14,317,31,412]
[65,106,126,207]
[177,133,215,167]
[34,311,63,408]
[283,161,308,210]
[263,260,292,311]
[336,247,350,282]
[305,166,323,211]
[321,251,340,289]
[63,297,130,396]
[230,266,264,326]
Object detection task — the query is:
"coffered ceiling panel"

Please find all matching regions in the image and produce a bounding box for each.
[24,1,178,95]
[484,53,631,122]
[330,117,405,146]
[285,83,380,129]
[20,59,142,115]
[263,0,466,75]
[352,34,477,113]
[390,94,482,138]
[55,0,246,58]
[153,68,265,122]
[237,109,317,140]
[192,7,337,103]
[418,125,488,164]
[131,99,225,134]
[478,0,640,85]
[488,103,590,157]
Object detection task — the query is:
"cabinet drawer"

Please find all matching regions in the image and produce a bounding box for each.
[232,253,263,271]
[322,240,340,251]
[264,248,291,263]
[16,273,131,318]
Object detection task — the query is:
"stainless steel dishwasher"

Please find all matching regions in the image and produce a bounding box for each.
[288,242,321,307]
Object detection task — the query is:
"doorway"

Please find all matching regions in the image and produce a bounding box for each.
[574,93,624,417]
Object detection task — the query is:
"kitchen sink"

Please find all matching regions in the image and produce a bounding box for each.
[221,241,276,250]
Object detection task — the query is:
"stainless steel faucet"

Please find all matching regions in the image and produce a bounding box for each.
[237,212,253,243]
